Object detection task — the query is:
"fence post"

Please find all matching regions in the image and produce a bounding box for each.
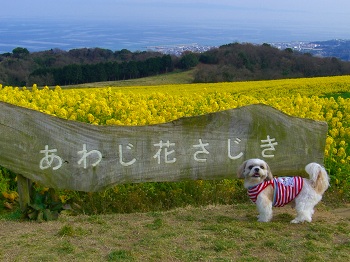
[17,174,32,212]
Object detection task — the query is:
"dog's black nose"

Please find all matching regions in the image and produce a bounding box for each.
[254,167,260,172]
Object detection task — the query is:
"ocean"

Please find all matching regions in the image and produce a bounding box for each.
[1,18,348,54]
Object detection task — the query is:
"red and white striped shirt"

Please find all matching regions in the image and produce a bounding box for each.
[248,177,304,207]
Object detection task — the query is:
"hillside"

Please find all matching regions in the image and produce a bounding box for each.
[1,42,350,87]
[62,69,196,88]
[309,39,350,61]
[193,43,350,82]
[268,39,350,61]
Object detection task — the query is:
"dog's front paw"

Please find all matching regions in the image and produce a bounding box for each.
[257,212,272,222]
[290,219,301,224]
[258,217,270,222]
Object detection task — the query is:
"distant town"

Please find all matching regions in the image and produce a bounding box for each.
[147,43,216,56]
[269,39,350,61]
[147,39,350,61]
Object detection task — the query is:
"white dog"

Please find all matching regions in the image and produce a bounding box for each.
[237,158,329,223]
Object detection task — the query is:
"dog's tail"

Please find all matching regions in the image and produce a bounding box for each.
[305,163,330,195]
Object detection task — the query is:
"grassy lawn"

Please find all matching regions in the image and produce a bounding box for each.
[1,203,349,261]
[61,69,196,88]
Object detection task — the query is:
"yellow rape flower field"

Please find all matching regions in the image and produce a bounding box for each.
[1,75,350,201]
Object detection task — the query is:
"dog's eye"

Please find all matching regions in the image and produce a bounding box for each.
[260,166,265,169]
[248,165,253,170]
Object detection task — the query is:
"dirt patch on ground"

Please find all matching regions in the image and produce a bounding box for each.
[331,204,350,219]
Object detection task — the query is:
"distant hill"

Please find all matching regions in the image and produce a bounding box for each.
[309,39,350,61]
[269,39,350,61]
[1,42,350,86]
[193,42,350,83]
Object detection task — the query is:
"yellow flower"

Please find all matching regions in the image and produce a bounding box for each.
[339,140,346,147]
[337,147,346,157]
[326,136,334,145]
[87,113,95,123]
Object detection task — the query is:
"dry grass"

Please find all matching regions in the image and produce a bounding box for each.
[1,203,349,261]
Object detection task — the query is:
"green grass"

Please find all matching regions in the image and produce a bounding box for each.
[0,207,22,220]
[61,69,195,88]
[322,91,350,99]
[108,250,134,261]
[2,204,349,261]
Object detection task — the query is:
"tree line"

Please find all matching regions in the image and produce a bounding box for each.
[0,47,197,86]
[29,55,173,85]
[193,43,350,82]
[1,43,350,86]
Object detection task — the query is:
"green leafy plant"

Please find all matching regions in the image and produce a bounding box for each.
[0,166,17,193]
[25,188,65,221]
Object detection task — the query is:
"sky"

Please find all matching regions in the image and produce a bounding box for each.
[2,0,350,27]
[1,0,350,52]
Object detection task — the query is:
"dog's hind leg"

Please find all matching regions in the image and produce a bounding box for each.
[291,194,321,223]
[291,208,313,223]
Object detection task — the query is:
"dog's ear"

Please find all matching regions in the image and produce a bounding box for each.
[237,160,247,178]
[265,162,273,181]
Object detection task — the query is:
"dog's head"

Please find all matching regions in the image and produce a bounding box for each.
[237,158,273,188]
